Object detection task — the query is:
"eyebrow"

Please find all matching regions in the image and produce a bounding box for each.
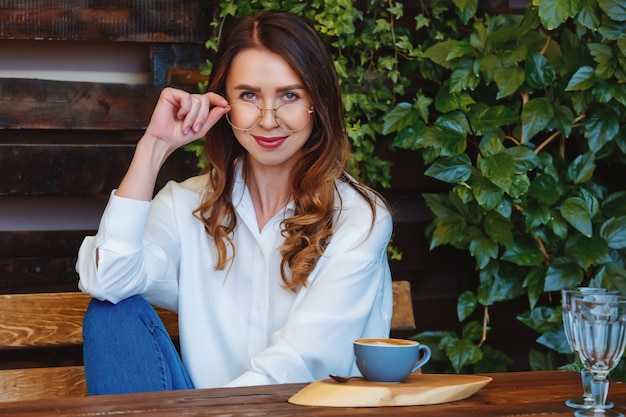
[232,83,307,93]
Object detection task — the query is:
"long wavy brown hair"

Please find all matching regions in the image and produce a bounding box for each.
[194,11,386,291]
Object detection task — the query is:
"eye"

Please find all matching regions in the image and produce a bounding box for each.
[240,92,257,102]
[283,92,299,101]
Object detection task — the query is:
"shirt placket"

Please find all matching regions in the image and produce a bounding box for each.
[247,217,283,357]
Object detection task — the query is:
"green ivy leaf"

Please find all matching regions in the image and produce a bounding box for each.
[549,210,570,240]
[424,154,472,183]
[480,132,507,157]
[442,337,483,373]
[598,0,626,21]
[495,196,513,219]
[469,104,518,134]
[523,266,548,308]
[537,327,571,354]
[600,216,626,249]
[533,0,583,30]
[524,203,552,230]
[430,125,468,156]
[471,174,505,211]
[585,109,620,154]
[561,197,593,237]
[470,235,499,269]
[551,104,575,137]
[494,63,525,99]
[566,152,596,184]
[435,111,470,135]
[544,256,584,291]
[390,123,427,150]
[447,40,476,60]
[410,331,450,363]
[415,92,433,123]
[511,173,531,199]
[462,320,484,341]
[528,174,561,204]
[589,43,616,79]
[457,291,478,321]
[564,235,609,269]
[450,59,481,92]
[501,235,545,266]
[522,98,554,141]
[430,217,468,249]
[478,261,526,305]
[577,0,602,29]
[453,0,478,24]
[596,263,626,294]
[424,40,458,68]
[507,145,542,173]
[565,66,596,91]
[484,211,515,249]
[480,153,516,193]
[525,50,556,88]
[517,305,559,333]
[473,345,513,373]
[597,18,626,40]
[382,102,417,134]
[423,192,469,219]
[530,349,560,371]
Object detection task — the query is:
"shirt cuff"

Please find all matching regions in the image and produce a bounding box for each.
[222,371,271,388]
[97,190,152,251]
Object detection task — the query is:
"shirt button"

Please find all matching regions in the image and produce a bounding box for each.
[256,301,264,311]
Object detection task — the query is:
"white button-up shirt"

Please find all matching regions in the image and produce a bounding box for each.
[76,167,393,388]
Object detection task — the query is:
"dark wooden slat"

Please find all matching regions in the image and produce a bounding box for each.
[0,257,79,293]
[0,0,206,43]
[152,45,206,86]
[0,145,198,195]
[0,79,162,130]
[166,68,209,86]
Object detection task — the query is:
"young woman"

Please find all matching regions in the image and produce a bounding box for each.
[77,10,393,394]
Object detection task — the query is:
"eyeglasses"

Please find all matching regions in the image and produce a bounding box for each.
[226,102,314,132]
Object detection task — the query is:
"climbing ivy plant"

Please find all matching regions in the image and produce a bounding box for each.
[382,0,626,374]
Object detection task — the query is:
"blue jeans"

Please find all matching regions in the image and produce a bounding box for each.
[82,295,194,395]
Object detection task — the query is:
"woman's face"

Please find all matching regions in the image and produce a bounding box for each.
[225,48,314,172]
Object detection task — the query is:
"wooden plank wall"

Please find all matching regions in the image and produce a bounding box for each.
[0,1,536,371]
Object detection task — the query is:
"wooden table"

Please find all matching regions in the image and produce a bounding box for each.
[1,370,625,416]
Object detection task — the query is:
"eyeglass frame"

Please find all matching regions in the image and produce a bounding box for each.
[225,101,315,133]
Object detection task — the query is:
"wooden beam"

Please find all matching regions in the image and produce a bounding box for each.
[0,79,162,130]
[151,44,206,86]
[0,0,207,43]
[0,79,206,130]
[0,145,198,195]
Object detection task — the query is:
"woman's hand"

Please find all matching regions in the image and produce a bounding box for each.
[144,87,229,152]
[115,88,229,202]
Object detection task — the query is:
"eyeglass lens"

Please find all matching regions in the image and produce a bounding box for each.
[226,102,313,132]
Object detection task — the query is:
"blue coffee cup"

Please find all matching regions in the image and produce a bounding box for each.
[354,338,431,383]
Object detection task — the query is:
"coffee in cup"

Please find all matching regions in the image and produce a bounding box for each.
[354,338,431,383]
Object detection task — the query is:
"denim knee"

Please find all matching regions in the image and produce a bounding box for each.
[83,294,155,337]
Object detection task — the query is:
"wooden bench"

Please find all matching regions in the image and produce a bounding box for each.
[0,282,414,402]
[0,292,179,402]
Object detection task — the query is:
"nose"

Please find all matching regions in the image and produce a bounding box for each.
[258,108,279,129]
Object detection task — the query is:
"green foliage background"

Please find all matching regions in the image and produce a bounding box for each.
[190,0,626,375]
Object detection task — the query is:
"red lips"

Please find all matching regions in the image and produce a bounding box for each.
[253,135,288,149]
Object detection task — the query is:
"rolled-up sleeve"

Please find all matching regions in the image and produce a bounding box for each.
[76,189,179,309]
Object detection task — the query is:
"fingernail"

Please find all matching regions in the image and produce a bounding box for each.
[194,123,202,132]
[184,126,191,135]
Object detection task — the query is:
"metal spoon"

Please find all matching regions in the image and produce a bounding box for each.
[328,374,356,383]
